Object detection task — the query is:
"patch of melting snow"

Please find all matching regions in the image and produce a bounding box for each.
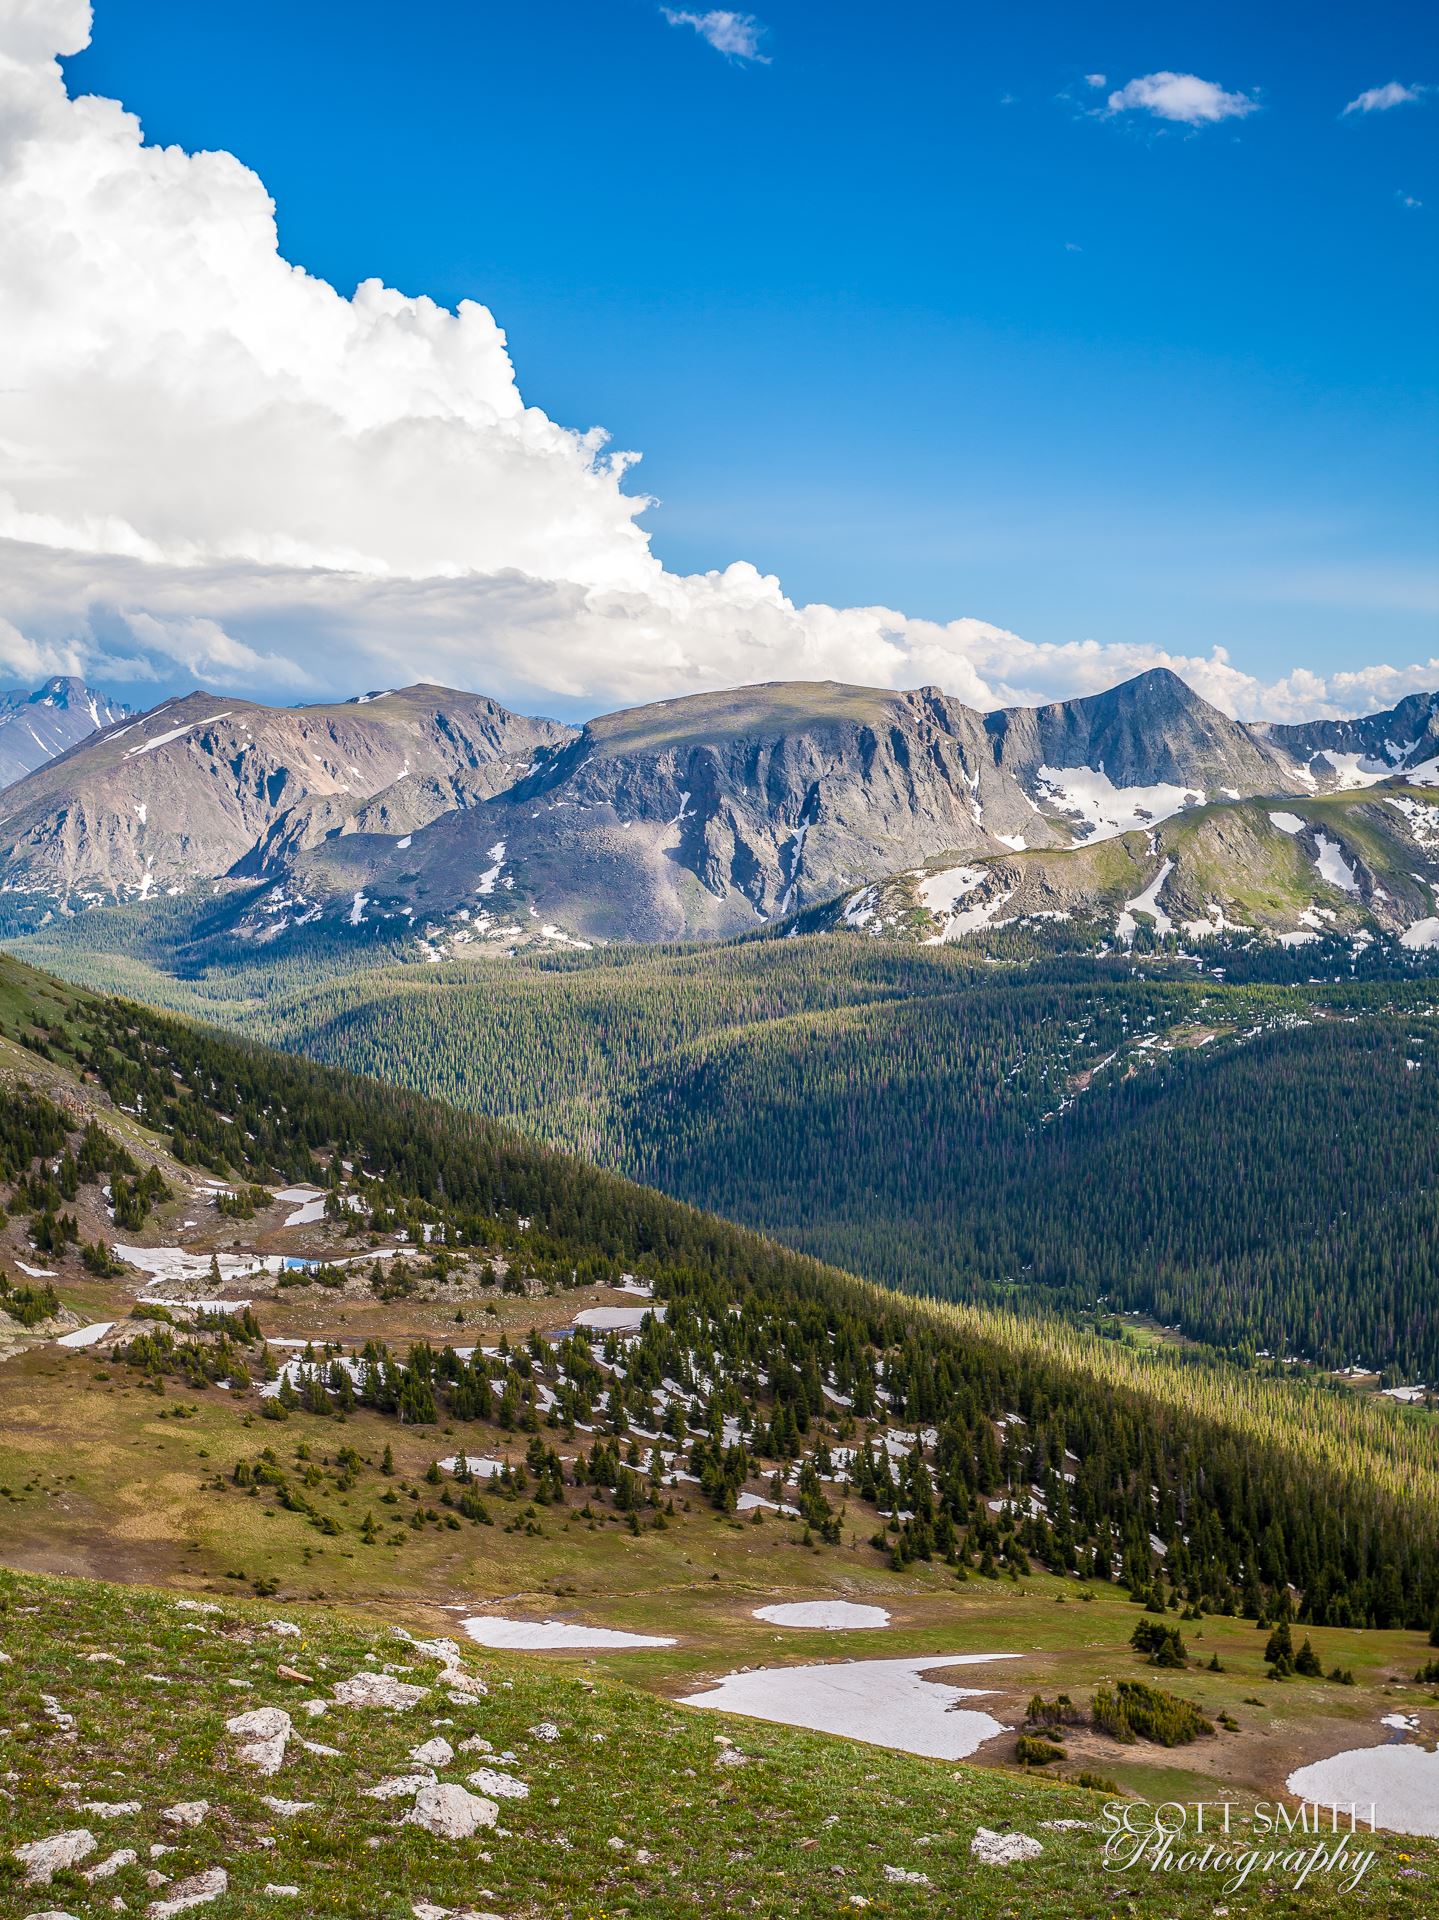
[1117,857,1174,942]
[843,885,877,929]
[460,1616,675,1650]
[476,841,507,896]
[1312,832,1360,893]
[1318,749,1389,790]
[1181,902,1251,938]
[572,1305,665,1331]
[916,865,986,913]
[260,1354,364,1400]
[1269,810,1306,834]
[55,1321,115,1349]
[917,868,1013,942]
[115,1244,270,1287]
[276,1185,327,1227]
[680,1653,1018,1759]
[146,1297,253,1314]
[126,712,231,756]
[734,1491,799,1515]
[1035,765,1202,840]
[1400,918,1439,950]
[349,890,369,926]
[752,1602,890,1630]
[1287,1738,1439,1838]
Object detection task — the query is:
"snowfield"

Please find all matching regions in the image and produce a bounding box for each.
[1312,832,1360,894]
[752,1602,891,1630]
[1034,765,1202,841]
[1288,1739,1439,1838]
[55,1321,115,1348]
[459,1616,675,1650]
[680,1653,1019,1759]
[572,1305,665,1331]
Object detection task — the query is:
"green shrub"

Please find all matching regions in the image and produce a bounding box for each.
[1130,1617,1188,1667]
[1092,1679,1213,1747]
[1015,1733,1066,1766]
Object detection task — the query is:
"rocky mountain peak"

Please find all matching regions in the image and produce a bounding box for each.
[0,676,132,788]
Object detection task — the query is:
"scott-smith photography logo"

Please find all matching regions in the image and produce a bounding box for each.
[1101,1800,1380,1894]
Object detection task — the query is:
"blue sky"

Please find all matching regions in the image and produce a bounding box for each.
[15,0,1438,714]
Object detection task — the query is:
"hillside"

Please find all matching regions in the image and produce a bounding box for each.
[5,1571,1430,1920]
[0,946,1436,1607]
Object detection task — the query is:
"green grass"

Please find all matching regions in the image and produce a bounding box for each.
[2,1567,1434,1919]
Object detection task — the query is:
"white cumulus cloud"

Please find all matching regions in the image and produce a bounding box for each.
[660,9,768,62]
[1343,81,1426,115]
[1105,71,1257,126]
[0,5,1422,728]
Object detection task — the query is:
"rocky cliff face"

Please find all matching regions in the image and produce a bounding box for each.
[0,677,131,788]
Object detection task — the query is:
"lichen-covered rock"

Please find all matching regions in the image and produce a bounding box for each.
[259,1796,315,1818]
[332,1671,429,1711]
[970,1828,1044,1865]
[465,1767,528,1800]
[408,1736,455,1767]
[224,1705,292,1775]
[363,1772,435,1801]
[160,1801,209,1829]
[146,1867,228,1916]
[15,1829,97,1886]
[403,1783,498,1840]
[83,1848,139,1884]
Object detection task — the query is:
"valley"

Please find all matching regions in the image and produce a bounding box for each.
[12,928,1437,1379]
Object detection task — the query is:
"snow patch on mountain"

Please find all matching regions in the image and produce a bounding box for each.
[1035,765,1203,841]
[1312,833,1359,894]
[1117,858,1175,942]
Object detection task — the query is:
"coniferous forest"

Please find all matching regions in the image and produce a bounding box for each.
[52,934,1433,1378]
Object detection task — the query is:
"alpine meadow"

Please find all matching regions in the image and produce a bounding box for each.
[2,4,1437,1918]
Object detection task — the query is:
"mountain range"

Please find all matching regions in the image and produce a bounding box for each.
[0,666,1435,953]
